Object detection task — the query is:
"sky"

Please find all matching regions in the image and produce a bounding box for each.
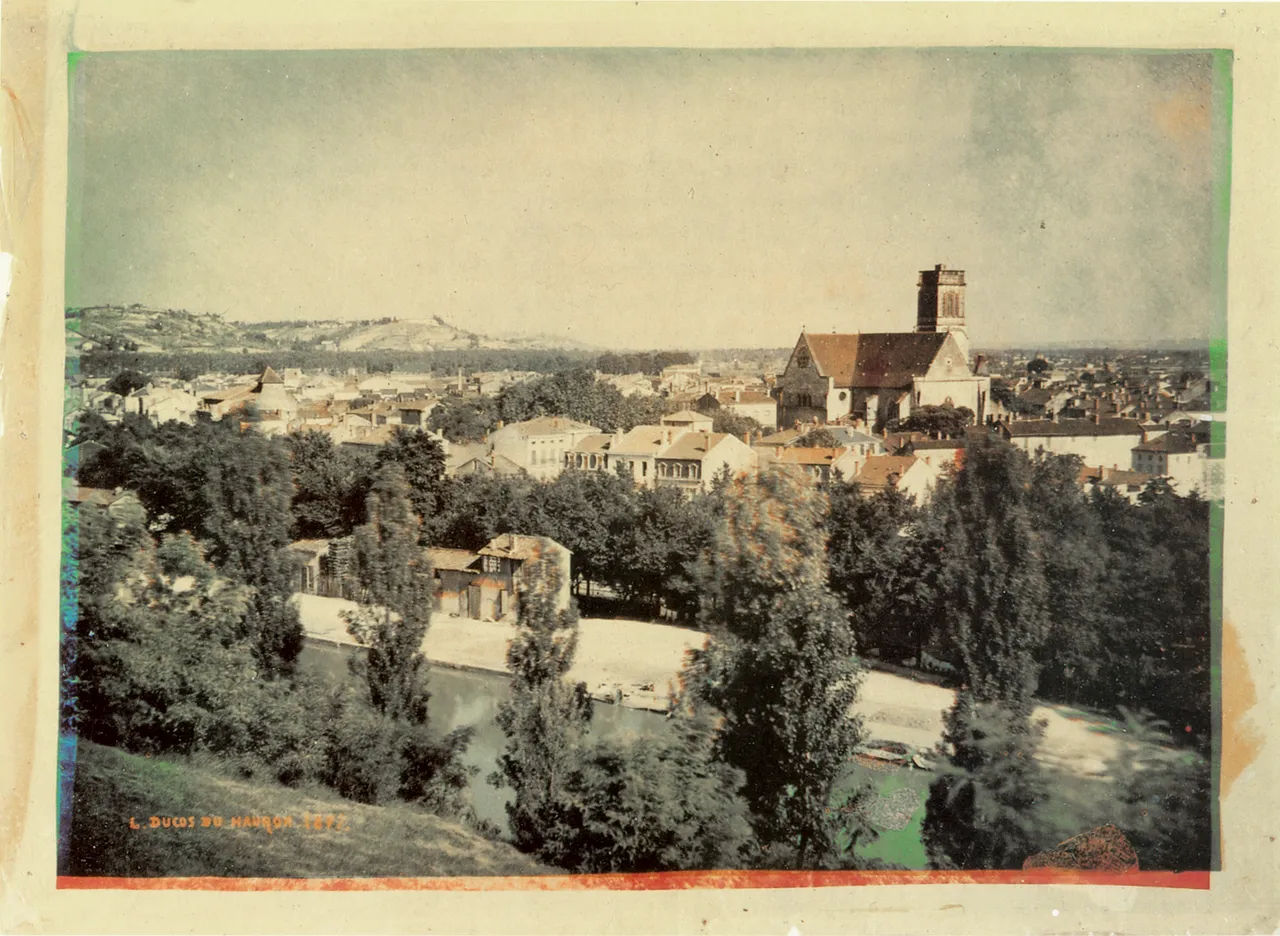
[66,49,1227,350]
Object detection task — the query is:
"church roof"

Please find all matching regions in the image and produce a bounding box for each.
[803,332,952,389]
[258,366,284,386]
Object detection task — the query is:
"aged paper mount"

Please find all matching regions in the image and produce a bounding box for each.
[3,2,1278,933]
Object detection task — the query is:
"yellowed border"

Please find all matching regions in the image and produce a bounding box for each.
[4,3,1278,933]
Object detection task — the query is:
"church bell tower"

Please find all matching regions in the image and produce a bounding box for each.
[916,264,969,362]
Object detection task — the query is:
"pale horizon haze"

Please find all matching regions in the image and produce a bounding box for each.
[66,49,1228,351]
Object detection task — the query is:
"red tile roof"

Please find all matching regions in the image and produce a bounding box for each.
[804,332,951,388]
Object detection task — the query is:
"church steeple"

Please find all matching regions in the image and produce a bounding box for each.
[916,263,968,362]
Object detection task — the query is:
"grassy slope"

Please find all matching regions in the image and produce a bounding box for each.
[62,741,555,879]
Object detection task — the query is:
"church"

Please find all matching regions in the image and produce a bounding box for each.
[775,264,991,431]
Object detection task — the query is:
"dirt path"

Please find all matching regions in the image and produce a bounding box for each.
[294,594,1130,777]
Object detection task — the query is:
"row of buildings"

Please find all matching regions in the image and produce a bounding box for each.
[69,263,1217,502]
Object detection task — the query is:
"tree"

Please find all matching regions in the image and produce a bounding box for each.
[432,472,542,551]
[886,404,975,440]
[66,504,331,786]
[543,709,753,873]
[826,483,936,663]
[921,437,1056,869]
[930,437,1052,712]
[286,430,376,538]
[104,369,151,397]
[922,696,1050,869]
[1026,358,1052,375]
[491,554,593,859]
[1026,452,1108,706]
[712,410,764,439]
[428,396,498,443]
[496,369,672,433]
[613,485,721,619]
[376,427,447,542]
[1087,482,1212,742]
[338,462,475,810]
[345,462,434,723]
[1104,707,1212,871]
[77,417,304,674]
[532,469,635,598]
[687,468,875,868]
[796,427,840,448]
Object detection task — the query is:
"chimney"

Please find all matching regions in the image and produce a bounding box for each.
[742,431,750,445]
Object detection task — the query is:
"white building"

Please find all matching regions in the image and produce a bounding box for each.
[489,416,601,481]
[999,417,1146,471]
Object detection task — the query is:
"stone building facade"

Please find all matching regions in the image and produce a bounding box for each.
[775,265,989,431]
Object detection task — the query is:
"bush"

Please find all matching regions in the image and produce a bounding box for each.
[322,696,401,805]
[536,714,754,873]
[397,724,478,816]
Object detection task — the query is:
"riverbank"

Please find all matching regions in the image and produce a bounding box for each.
[292,593,1133,778]
[293,593,699,712]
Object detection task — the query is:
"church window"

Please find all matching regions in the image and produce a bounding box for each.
[838,391,848,401]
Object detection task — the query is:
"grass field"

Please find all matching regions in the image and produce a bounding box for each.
[60,741,555,879]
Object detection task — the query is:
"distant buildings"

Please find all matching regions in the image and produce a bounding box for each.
[998,417,1147,472]
[489,416,602,481]
[291,532,573,622]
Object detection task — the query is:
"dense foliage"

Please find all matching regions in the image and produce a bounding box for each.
[885,403,976,440]
[490,556,594,859]
[491,555,752,872]
[688,469,875,868]
[66,384,1214,872]
[80,347,597,380]
[76,414,303,674]
[594,350,696,375]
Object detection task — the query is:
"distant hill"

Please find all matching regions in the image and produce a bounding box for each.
[67,306,598,356]
[61,740,554,879]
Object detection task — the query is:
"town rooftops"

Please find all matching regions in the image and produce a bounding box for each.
[200,383,256,403]
[479,533,569,561]
[852,454,922,489]
[495,416,599,436]
[661,409,709,424]
[1017,387,1057,407]
[715,389,774,405]
[612,425,674,455]
[1000,417,1144,438]
[657,431,733,461]
[802,331,953,388]
[570,433,615,455]
[426,547,480,572]
[754,428,804,448]
[773,446,851,466]
[1133,433,1202,454]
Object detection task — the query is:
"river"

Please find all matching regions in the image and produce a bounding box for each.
[299,642,670,830]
